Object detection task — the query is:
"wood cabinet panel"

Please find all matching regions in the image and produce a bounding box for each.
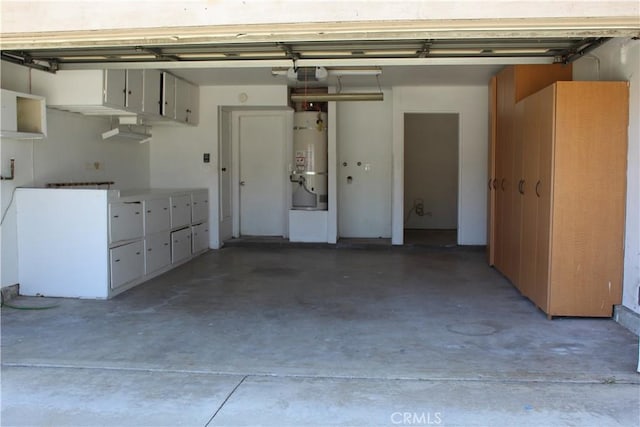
[548,82,627,316]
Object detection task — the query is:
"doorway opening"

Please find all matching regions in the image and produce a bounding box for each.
[403,113,459,247]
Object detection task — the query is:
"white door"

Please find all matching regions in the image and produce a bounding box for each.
[238,114,288,237]
[219,109,233,242]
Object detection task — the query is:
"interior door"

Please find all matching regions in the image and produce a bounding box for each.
[238,114,287,236]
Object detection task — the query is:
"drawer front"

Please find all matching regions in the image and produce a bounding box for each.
[144,198,171,235]
[192,222,209,253]
[171,227,192,264]
[110,241,144,289]
[170,195,191,228]
[191,191,209,223]
[109,202,143,243]
[145,232,171,274]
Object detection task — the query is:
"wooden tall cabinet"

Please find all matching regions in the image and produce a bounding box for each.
[490,79,629,318]
[489,64,573,283]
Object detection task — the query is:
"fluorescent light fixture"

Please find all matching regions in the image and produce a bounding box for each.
[429,49,485,55]
[363,50,417,55]
[330,68,382,76]
[234,51,286,58]
[491,48,550,54]
[102,126,152,144]
[300,51,355,56]
[118,54,157,59]
[290,93,383,102]
[177,53,228,59]
[272,67,382,77]
[58,55,109,60]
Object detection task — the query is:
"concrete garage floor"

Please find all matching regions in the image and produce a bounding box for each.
[2,247,639,426]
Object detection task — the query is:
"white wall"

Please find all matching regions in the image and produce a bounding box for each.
[4,1,637,33]
[574,38,640,315]
[0,62,150,287]
[337,89,393,238]
[392,86,488,245]
[404,113,459,229]
[149,85,288,249]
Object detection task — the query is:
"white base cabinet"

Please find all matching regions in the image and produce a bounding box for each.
[17,188,209,299]
[110,241,145,289]
[171,227,192,264]
[145,232,171,274]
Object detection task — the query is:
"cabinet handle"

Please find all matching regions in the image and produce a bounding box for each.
[113,215,119,218]
[186,109,192,113]
[114,259,120,262]
[164,207,168,210]
[136,251,141,255]
[148,248,152,252]
[492,179,497,189]
[535,180,541,198]
[135,212,140,215]
[518,179,525,195]
[164,243,169,246]
[501,179,506,191]
[128,90,132,95]
[488,179,492,191]
[147,210,152,213]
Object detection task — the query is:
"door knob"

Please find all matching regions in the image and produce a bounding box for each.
[240,181,245,186]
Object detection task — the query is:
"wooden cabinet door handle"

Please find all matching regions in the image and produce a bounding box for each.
[536,180,541,198]
[488,179,492,191]
[501,178,506,191]
[518,179,525,195]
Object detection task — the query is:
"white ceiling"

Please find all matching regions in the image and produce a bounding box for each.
[170,64,504,87]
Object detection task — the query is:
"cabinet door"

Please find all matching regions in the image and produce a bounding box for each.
[161,72,176,118]
[171,227,192,264]
[191,191,209,223]
[144,198,171,235]
[142,69,162,116]
[145,232,171,274]
[519,95,541,299]
[487,76,497,265]
[170,195,191,228]
[175,78,199,124]
[507,101,525,287]
[103,69,127,108]
[109,202,144,243]
[191,222,209,253]
[110,241,144,289]
[531,85,556,312]
[125,70,143,112]
[494,67,515,277]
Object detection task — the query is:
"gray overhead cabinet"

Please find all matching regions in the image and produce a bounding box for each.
[31,69,199,125]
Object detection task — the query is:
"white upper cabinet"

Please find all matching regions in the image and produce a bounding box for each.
[142,69,162,116]
[161,72,176,119]
[125,69,144,112]
[104,69,127,108]
[32,69,136,116]
[175,78,199,125]
[31,69,198,125]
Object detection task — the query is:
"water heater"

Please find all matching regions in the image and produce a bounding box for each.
[291,111,328,210]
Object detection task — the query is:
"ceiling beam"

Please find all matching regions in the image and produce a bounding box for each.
[1,17,638,50]
[55,56,555,71]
